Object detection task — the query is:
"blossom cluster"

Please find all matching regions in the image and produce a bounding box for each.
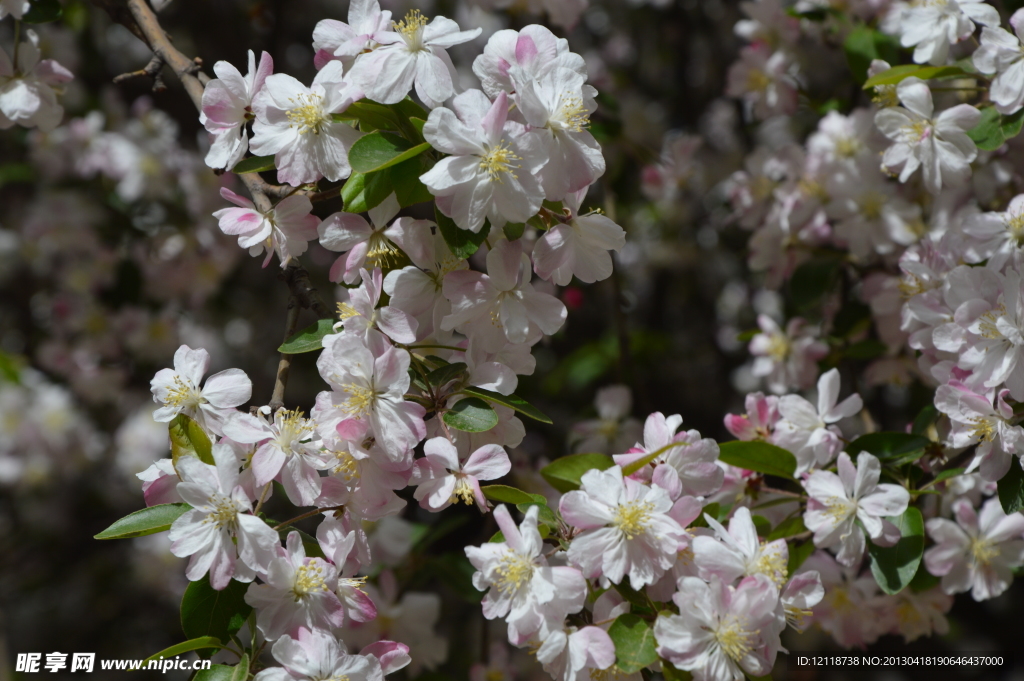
[9,0,1024,677]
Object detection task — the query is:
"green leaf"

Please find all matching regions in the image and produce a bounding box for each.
[909,561,941,593]
[929,467,966,485]
[844,339,888,360]
[391,97,430,121]
[389,156,434,207]
[425,362,468,388]
[998,458,1024,513]
[717,440,797,480]
[278,318,336,354]
[230,655,249,681]
[142,637,223,666]
[736,329,758,343]
[503,222,525,241]
[788,540,815,574]
[690,502,720,529]
[335,101,401,132]
[751,514,771,537]
[342,171,392,213]
[612,581,656,616]
[349,131,431,174]
[94,503,191,540]
[22,0,62,23]
[231,154,276,174]
[481,485,545,505]
[461,385,553,423]
[443,397,499,433]
[180,576,253,652]
[516,501,558,527]
[170,414,214,467]
[0,162,34,189]
[863,64,970,88]
[847,432,930,460]
[435,206,488,260]
[843,25,900,84]
[194,665,236,681]
[789,255,843,311]
[540,452,615,493]
[867,507,925,595]
[967,107,1024,151]
[661,660,694,681]
[607,614,658,674]
[767,515,807,541]
[410,117,427,135]
[278,527,325,559]
[912,404,938,435]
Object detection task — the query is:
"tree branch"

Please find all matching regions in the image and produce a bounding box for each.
[281,265,333,320]
[268,295,301,412]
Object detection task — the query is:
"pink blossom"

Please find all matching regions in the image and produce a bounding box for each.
[803,451,910,567]
[245,531,347,640]
[168,445,278,590]
[200,50,273,170]
[924,497,1024,601]
[213,188,320,268]
[561,466,686,589]
[655,575,781,681]
[465,505,588,644]
[411,436,511,512]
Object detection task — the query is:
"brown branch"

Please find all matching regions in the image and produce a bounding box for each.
[281,265,333,319]
[113,54,167,92]
[269,296,301,412]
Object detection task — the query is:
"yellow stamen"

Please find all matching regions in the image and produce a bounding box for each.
[714,618,756,662]
[970,536,999,566]
[286,93,329,135]
[479,141,521,182]
[558,95,591,132]
[337,302,360,321]
[338,383,376,416]
[292,563,329,599]
[494,551,534,595]
[451,476,476,505]
[395,9,429,47]
[613,500,654,540]
[202,493,239,530]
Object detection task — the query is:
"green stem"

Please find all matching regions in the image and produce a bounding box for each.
[270,504,345,531]
[12,20,21,72]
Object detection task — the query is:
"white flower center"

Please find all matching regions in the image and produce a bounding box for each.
[713,616,757,662]
[494,550,535,595]
[479,141,521,183]
[395,9,428,51]
[367,229,400,268]
[450,475,475,505]
[286,93,330,135]
[970,535,999,566]
[338,382,377,416]
[203,493,239,530]
[977,305,1008,340]
[968,416,996,443]
[753,543,788,586]
[330,449,360,481]
[613,500,655,540]
[903,118,933,143]
[823,495,857,527]
[1005,210,1024,245]
[165,376,205,409]
[765,333,790,363]
[858,190,887,220]
[275,409,315,454]
[292,563,329,599]
[554,94,591,133]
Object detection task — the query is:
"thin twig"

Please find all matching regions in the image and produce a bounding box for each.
[112,54,167,92]
[269,295,301,412]
[253,482,272,516]
[271,505,345,532]
[281,265,333,319]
